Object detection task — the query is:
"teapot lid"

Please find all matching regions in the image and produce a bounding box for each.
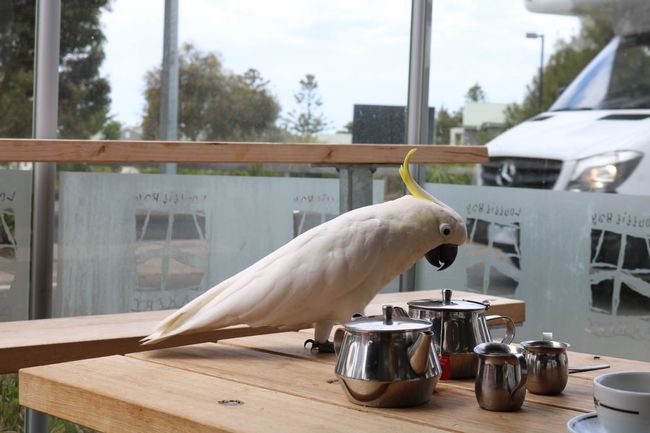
[407,289,488,312]
[344,305,431,333]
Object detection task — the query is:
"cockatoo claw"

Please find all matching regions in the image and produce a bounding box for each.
[303,339,335,353]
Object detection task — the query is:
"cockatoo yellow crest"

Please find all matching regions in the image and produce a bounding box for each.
[142,149,467,351]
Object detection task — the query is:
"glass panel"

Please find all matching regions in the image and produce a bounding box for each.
[54,170,386,316]
[0,168,32,322]
[417,183,650,361]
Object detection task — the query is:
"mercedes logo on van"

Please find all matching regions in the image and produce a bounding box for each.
[496,160,517,186]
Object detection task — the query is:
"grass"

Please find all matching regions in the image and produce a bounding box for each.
[1,374,95,433]
[426,163,476,185]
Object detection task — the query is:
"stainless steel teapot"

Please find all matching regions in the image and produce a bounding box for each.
[333,305,442,407]
[407,288,515,379]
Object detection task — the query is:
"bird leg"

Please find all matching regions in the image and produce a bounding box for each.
[304,321,335,353]
[303,339,335,353]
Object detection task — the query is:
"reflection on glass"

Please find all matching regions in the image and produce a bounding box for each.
[133,209,208,311]
[590,229,650,317]
[0,169,32,322]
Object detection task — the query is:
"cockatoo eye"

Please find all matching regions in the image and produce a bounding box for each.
[440,223,452,237]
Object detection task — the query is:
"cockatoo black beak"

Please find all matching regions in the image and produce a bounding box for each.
[425,244,458,271]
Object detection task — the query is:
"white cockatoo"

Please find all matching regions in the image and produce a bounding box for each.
[142,149,467,351]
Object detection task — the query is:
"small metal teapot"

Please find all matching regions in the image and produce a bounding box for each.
[407,288,515,379]
[333,305,442,407]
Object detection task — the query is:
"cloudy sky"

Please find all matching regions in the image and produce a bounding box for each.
[99,0,580,132]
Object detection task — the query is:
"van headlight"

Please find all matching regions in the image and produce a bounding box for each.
[567,151,643,192]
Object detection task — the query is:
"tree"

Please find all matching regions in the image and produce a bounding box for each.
[434,106,462,144]
[466,83,486,103]
[284,74,330,140]
[141,44,280,141]
[505,18,614,127]
[0,0,112,139]
[101,119,122,140]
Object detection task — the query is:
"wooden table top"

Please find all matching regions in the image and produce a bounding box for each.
[19,332,649,433]
[17,290,549,433]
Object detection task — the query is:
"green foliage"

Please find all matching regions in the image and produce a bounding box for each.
[101,120,122,140]
[177,164,283,177]
[284,74,331,140]
[48,419,96,433]
[0,0,113,139]
[1,374,97,433]
[426,164,475,185]
[142,44,281,141]
[0,2,37,139]
[465,83,486,102]
[0,374,22,432]
[505,18,614,127]
[434,106,462,144]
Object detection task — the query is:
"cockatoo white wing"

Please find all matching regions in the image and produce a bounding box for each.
[142,202,399,344]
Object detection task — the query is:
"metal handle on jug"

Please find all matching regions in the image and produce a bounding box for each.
[485,315,515,344]
[510,349,528,400]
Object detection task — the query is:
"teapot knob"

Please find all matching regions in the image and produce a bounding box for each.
[442,288,453,304]
[383,305,394,325]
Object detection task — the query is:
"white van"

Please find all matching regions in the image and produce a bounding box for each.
[481,0,650,195]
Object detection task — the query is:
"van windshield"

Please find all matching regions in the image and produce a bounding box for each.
[551,33,650,111]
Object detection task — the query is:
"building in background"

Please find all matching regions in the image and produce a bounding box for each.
[451,102,508,145]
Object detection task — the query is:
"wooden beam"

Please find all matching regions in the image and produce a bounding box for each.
[0,139,488,164]
[0,290,522,374]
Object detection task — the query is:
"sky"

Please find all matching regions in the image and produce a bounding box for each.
[99,0,581,133]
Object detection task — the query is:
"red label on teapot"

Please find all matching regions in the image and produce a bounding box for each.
[440,354,451,380]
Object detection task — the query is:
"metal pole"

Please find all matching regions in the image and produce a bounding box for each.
[26,0,60,431]
[539,35,544,113]
[160,0,179,174]
[400,0,432,292]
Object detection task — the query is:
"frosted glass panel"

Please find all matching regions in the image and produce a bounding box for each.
[56,172,385,316]
[0,170,32,321]
[417,183,650,361]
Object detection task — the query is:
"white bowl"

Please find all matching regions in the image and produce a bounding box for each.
[593,371,650,433]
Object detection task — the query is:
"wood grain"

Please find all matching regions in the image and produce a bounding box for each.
[0,139,488,163]
[129,342,584,433]
[19,355,445,433]
[0,290,524,373]
[19,332,648,433]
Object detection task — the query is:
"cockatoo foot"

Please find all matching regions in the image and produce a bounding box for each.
[303,339,335,353]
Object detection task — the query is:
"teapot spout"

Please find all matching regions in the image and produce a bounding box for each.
[408,330,433,375]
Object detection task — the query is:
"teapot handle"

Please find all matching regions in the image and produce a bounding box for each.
[333,328,346,356]
[485,315,515,344]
